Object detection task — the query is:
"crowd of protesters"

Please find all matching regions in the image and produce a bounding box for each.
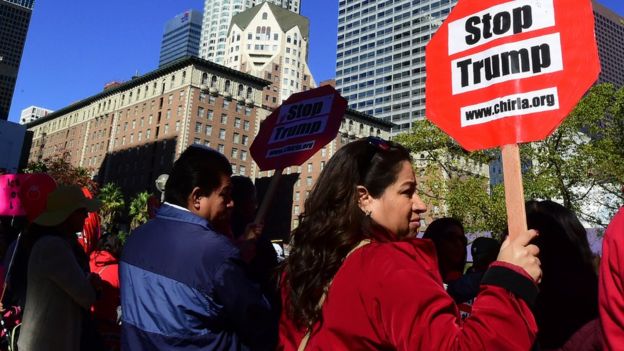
[0,139,622,350]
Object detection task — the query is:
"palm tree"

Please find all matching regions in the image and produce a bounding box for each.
[98,183,125,232]
[129,191,151,230]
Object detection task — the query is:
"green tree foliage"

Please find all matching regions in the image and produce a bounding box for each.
[520,83,624,226]
[98,183,125,232]
[129,191,151,230]
[24,152,98,194]
[395,83,624,231]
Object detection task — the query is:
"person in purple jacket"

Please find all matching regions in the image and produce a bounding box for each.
[120,145,276,350]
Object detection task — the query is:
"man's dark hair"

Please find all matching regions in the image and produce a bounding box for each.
[164,145,232,207]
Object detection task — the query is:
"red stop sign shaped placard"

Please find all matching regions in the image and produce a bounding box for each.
[250,85,347,171]
[426,0,600,151]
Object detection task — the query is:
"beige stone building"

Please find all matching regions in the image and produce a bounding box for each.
[27,56,271,195]
[25,56,393,236]
[223,2,316,110]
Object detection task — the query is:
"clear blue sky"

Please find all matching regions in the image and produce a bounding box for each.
[7,0,623,123]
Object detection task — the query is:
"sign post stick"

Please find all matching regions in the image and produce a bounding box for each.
[501,144,527,239]
[254,168,284,225]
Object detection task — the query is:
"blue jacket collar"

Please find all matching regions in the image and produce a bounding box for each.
[156,203,214,231]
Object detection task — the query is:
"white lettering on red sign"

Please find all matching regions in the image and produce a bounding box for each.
[448,0,556,55]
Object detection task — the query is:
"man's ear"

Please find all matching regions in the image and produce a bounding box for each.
[357,185,371,213]
[187,187,203,210]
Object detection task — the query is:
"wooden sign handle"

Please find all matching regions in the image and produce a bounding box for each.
[254,168,284,225]
[501,144,527,239]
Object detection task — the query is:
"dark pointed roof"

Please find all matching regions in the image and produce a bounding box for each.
[229,2,310,39]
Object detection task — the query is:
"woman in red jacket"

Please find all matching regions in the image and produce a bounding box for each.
[89,233,122,350]
[279,137,542,351]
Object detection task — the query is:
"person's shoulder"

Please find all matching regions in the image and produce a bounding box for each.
[32,235,71,253]
[355,239,438,273]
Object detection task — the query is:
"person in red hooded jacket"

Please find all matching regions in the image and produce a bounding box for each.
[89,233,122,350]
[599,206,624,351]
[280,138,542,351]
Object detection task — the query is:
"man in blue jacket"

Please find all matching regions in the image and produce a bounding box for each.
[120,145,276,350]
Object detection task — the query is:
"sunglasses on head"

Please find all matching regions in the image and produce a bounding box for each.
[366,136,390,151]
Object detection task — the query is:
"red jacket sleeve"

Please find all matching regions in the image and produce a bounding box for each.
[599,207,624,351]
[368,263,537,350]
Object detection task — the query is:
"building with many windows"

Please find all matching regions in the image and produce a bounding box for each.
[25,56,391,236]
[159,10,203,67]
[223,2,315,109]
[593,0,624,87]
[199,0,301,65]
[0,0,34,120]
[335,0,458,134]
[26,57,271,195]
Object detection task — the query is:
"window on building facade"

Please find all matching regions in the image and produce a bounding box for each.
[231,148,238,159]
[195,122,202,133]
[218,144,225,153]
[239,165,246,175]
[219,129,226,140]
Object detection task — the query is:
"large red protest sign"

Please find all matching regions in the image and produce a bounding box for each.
[250,85,347,171]
[426,0,600,151]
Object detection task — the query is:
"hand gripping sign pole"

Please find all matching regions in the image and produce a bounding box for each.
[250,85,348,225]
[426,0,600,238]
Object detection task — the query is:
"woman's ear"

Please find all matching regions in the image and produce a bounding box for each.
[357,185,371,213]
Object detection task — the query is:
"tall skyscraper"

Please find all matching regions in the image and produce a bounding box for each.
[593,1,624,87]
[223,2,315,109]
[335,0,458,134]
[199,0,301,65]
[159,10,202,67]
[0,0,34,120]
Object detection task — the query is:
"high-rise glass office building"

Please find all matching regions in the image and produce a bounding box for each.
[159,10,202,67]
[593,1,624,87]
[335,0,457,134]
[0,0,34,120]
[199,0,301,65]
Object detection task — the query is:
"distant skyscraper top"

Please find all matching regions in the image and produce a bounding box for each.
[200,0,301,65]
[593,1,624,87]
[5,0,33,8]
[159,10,202,67]
[20,105,52,125]
[0,0,34,120]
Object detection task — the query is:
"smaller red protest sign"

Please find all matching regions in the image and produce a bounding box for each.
[250,85,347,171]
[0,174,57,220]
